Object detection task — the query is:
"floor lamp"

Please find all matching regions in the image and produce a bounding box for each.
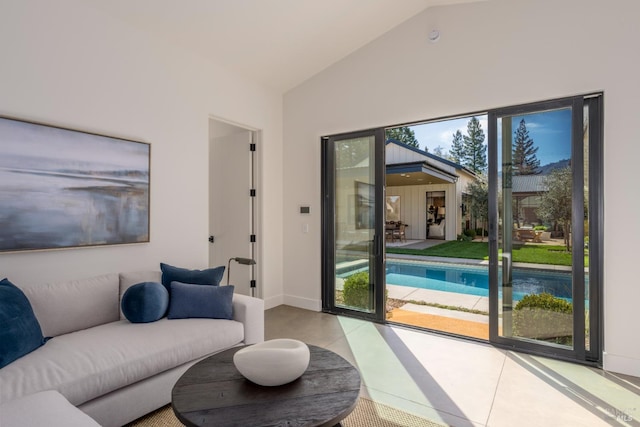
[227,257,257,295]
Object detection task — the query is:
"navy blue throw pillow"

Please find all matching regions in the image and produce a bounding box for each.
[121,282,169,323]
[160,263,225,292]
[167,282,234,320]
[0,278,46,368]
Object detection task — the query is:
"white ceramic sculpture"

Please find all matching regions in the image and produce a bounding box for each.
[233,339,310,386]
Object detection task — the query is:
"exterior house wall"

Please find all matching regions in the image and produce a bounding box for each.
[387,183,456,240]
[386,143,428,164]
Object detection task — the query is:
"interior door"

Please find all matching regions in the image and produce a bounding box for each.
[209,125,254,295]
[322,129,386,322]
[488,96,602,362]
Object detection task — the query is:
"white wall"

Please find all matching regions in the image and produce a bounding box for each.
[283,0,640,376]
[0,0,284,306]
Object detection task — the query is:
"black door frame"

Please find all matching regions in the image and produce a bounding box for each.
[487,94,603,364]
[321,128,386,323]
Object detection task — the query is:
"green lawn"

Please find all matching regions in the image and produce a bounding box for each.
[386,241,580,266]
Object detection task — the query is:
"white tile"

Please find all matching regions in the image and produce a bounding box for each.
[365,387,485,427]
[530,356,640,425]
[265,306,640,427]
[487,353,615,427]
[332,322,506,424]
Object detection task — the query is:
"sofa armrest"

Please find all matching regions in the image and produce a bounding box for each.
[0,390,101,427]
[232,294,264,345]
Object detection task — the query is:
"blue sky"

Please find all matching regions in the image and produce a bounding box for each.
[409,108,572,166]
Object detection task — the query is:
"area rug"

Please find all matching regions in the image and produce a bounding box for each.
[125,397,449,427]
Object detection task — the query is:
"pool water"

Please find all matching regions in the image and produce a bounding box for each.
[347,261,574,302]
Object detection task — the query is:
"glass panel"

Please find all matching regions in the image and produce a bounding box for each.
[583,104,590,352]
[334,136,376,313]
[498,108,574,348]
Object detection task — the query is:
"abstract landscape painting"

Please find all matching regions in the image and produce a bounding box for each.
[0,117,150,252]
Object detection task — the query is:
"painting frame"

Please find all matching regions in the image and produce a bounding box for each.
[0,115,150,253]
[385,195,401,222]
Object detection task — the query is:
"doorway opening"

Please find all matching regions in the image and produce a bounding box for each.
[426,191,446,239]
[208,117,259,297]
[383,116,489,340]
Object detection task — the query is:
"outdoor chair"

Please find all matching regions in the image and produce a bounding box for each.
[385,223,396,242]
[392,223,406,242]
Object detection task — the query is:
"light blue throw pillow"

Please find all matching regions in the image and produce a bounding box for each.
[167,282,234,320]
[121,282,169,323]
[0,278,46,368]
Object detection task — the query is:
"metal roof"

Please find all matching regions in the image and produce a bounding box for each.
[511,175,547,193]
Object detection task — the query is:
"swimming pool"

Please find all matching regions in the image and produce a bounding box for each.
[344,260,574,302]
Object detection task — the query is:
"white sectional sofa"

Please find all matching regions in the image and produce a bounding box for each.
[0,270,264,427]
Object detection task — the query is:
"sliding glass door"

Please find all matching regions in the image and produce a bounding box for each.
[488,96,602,362]
[320,94,602,364]
[322,129,386,322]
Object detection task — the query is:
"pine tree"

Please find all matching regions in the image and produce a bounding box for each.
[512,119,540,175]
[463,117,487,173]
[385,127,419,148]
[449,130,465,164]
[432,145,447,158]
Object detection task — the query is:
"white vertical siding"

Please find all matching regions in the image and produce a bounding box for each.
[387,183,458,240]
[386,143,426,164]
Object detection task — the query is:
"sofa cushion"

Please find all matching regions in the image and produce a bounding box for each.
[121,282,169,323]
[19,273,120,337]
[0,317,244,406]
[0,390,101,427]
[168,282,234,320]
[160,263,225,291]
[0,279,46,369]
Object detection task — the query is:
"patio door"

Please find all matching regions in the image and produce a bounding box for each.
[488,95,602,363]
[322,129,386,322]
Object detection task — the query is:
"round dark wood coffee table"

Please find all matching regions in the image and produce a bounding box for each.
[172,344,361,427]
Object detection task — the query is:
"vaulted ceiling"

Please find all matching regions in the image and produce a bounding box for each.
[86,0,485,92]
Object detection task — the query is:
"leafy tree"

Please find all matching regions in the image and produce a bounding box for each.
[334,137,371,169]
[449,130,465,164]
[463,117,487,173]
[467,179,489,241]
[536,166,572,251]
[513,119,541,175]
[386,127,419,148]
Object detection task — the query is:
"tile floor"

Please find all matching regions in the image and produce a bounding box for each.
[265,305,640,427]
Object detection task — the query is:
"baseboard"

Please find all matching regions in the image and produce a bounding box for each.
[603,352,640,377]
[283,294,321,312]
[263,294,283,310]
